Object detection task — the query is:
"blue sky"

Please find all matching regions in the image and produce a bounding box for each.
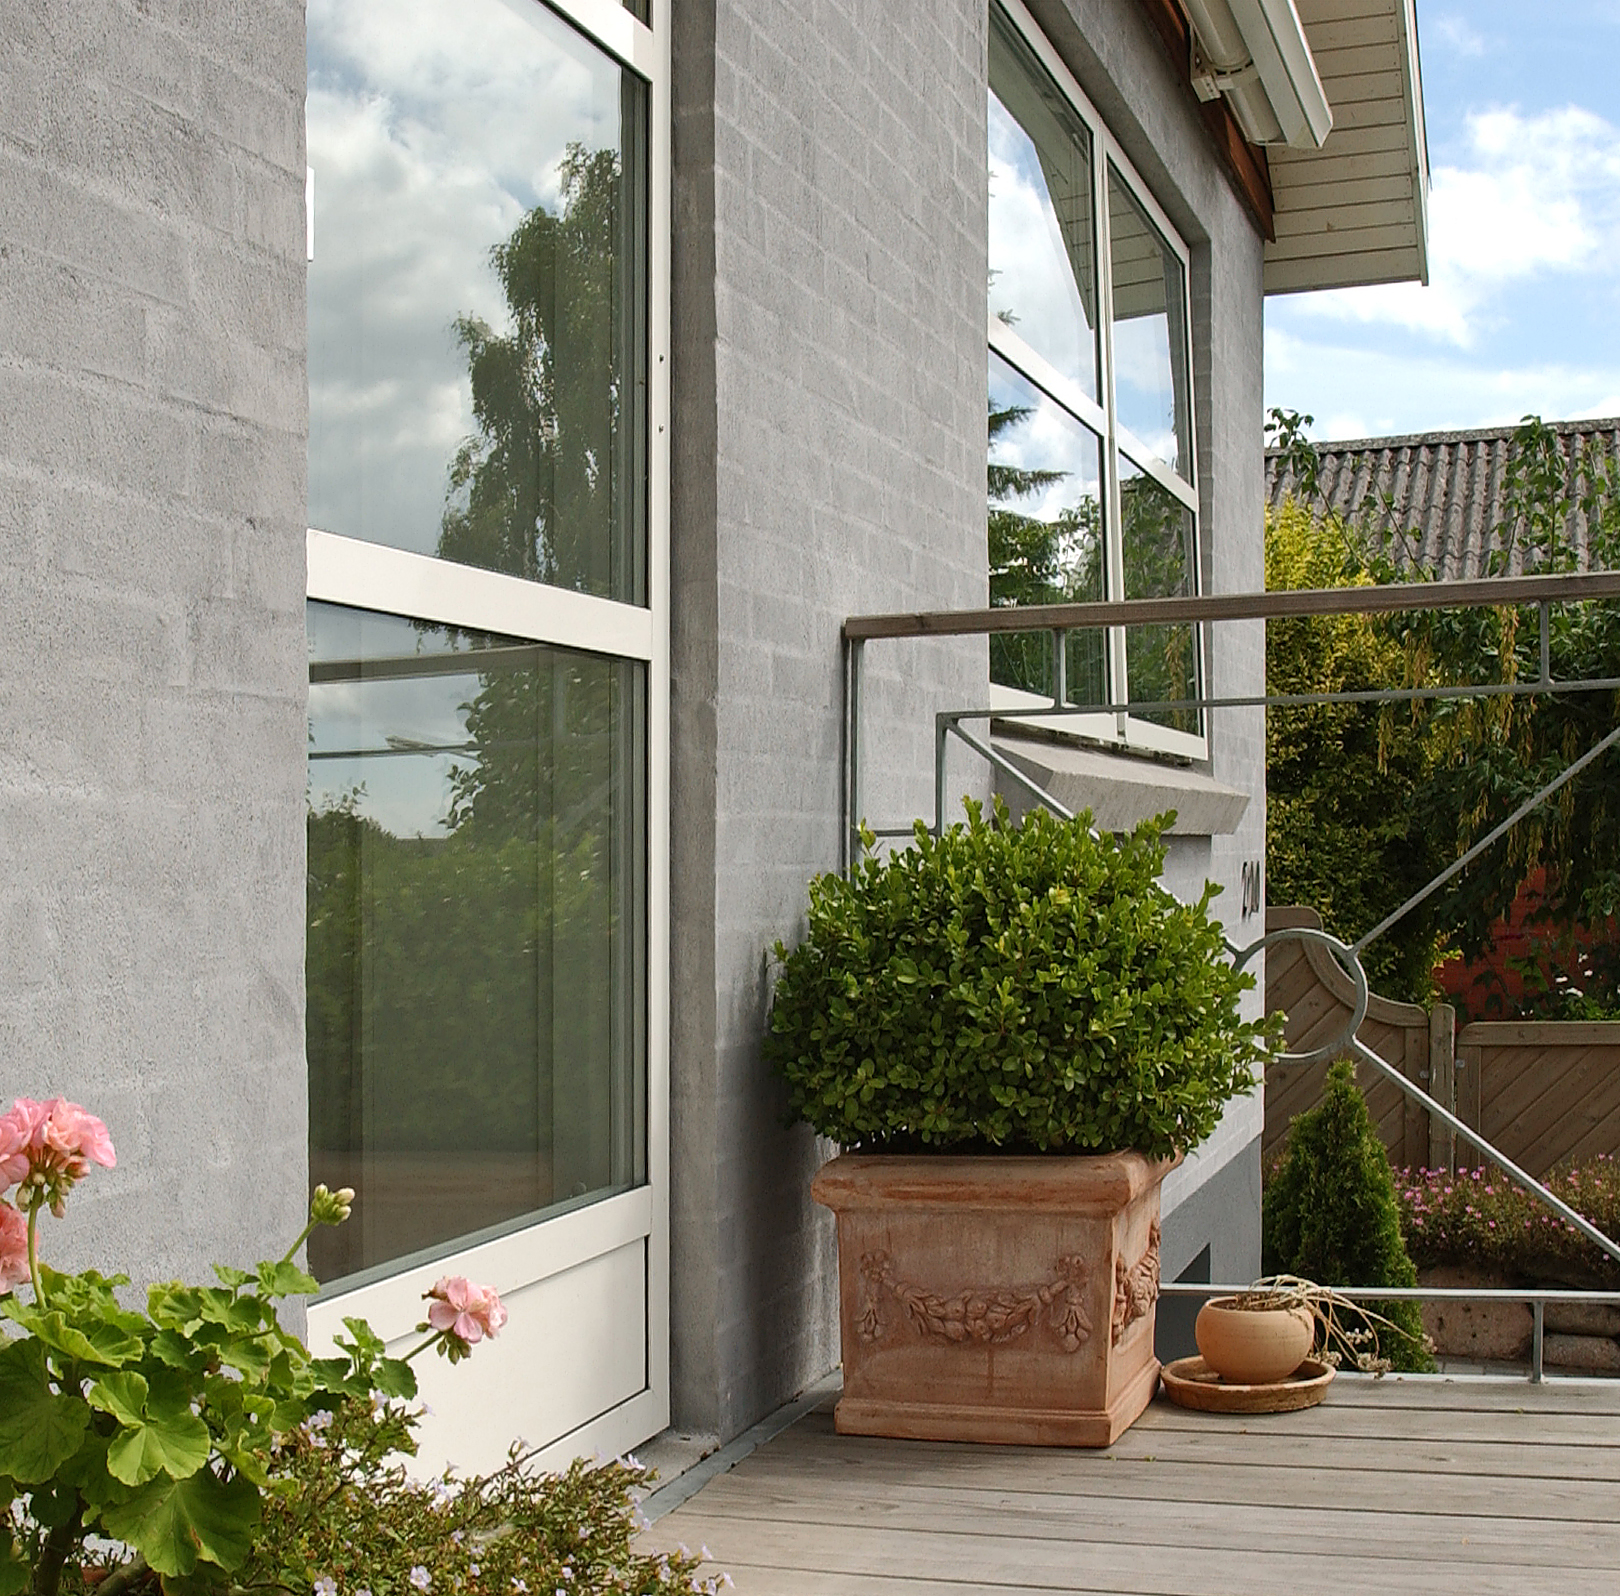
[1264,2,1620,442]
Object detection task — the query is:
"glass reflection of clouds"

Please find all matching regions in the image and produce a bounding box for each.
[987,9,1098,399]
[1107,166,1190,479]
[307,0,621,560]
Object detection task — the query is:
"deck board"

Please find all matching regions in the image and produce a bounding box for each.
[644,1376,1620,1594]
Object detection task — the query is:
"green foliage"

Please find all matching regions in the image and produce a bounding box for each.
[3,1189,716,1596]
[0,1231,398,1592]
[222,1402,708,1596]
[987,400,1105,703]
[1268,410,1620,1013]
[1264,499,1447,999]
[1375,417,1620,1009]
[1262,1061,1433,1371]
[765,800,1278,1158]
[1395,1157,1620,1288]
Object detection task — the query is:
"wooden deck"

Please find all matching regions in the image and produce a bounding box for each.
[645,1375,1620,1593]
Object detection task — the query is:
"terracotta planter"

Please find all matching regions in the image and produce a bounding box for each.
[1194,1296,1316,1384]
[812,1150,1178,1447]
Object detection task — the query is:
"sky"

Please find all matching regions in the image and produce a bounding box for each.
[1263,1,1620,443]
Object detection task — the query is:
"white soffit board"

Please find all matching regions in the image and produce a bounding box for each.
[1263,0,1430,294]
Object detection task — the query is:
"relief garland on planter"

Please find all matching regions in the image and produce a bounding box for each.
[767,801,1281,1447]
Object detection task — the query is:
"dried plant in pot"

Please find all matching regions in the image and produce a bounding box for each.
[765,800,1279,1446]
[1195,1275,1435,1386]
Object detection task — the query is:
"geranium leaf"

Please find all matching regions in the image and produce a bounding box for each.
[106,1408,211,1487]
[101,1469,259,1576]
[89,1371,150,1428]
[0,1340,91,1483]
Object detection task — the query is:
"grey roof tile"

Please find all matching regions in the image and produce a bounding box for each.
[1265,418,1620,578]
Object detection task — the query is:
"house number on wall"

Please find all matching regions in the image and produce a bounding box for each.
[1240,860,1263,921]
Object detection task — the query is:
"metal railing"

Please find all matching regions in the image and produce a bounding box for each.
[843,569,1620,1376]
[1160,1281,1620,1384]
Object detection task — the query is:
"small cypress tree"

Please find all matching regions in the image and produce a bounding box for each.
[1263,1059,1434,1371]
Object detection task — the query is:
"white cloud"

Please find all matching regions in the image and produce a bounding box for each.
[1430,14,1488,57]
[1282,106,1620,348]
[307,0,626,556]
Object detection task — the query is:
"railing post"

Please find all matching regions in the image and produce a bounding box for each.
[1430,1004,1457,1172]
[846,637,864,872]
[1532,1300,1545,1383]
[1051,628,1066,709]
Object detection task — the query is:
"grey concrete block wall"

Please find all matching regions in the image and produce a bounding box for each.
[672,0,991,1441]
[0,2,308,1293]
[672,0,1276,1444]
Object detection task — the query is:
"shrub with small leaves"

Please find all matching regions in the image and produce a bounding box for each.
[222,1386,718,1596]
[765,800,1278,1157]
[1263,1061,1434,1371]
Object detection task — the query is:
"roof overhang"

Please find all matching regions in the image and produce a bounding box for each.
[1262,0,1430,294]
[1182,0,1334,149]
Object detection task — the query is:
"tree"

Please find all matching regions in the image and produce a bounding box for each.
[1263,1060,1433,1371]
[438,144,633,594]
[1264,496,1446,999]
[1379,418,1620,1010]
[1264,409,1620,1012]
[988,401,1104,700]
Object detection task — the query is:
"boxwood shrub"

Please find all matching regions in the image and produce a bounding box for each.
[764,800,1277,1158]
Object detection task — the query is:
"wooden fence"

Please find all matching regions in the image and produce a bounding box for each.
[1265,908,1620,1177]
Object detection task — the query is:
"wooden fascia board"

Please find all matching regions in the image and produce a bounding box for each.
[1135,0,1276,241]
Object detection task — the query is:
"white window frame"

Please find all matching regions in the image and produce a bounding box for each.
[303,0,671,1470]
[990,0,1205,761]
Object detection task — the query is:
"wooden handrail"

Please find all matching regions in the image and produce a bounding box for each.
[843,569,1620,641]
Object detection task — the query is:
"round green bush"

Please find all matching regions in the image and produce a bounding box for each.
[764,800,1276,1158]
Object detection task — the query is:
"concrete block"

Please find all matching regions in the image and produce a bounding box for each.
[1544,1333,1620,1374]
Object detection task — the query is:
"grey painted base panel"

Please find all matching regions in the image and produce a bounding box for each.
[1155,1132,1262,1364]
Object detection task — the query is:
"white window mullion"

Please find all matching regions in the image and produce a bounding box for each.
[542,0,657,81]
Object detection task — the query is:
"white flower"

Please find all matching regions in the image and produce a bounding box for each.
[409,1568,432,1591]
[313,1579,337,1596]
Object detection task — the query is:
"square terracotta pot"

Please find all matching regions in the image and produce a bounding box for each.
[812,1150,1177,1447]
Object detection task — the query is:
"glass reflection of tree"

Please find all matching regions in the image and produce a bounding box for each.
[306,647,625,1282]
[1121,473,1198,732]
[438,145,627,592]
[987,400,1105,704]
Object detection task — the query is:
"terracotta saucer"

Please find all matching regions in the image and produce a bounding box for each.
[1159,1354,1335,1414]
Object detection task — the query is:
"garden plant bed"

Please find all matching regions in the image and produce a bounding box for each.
[1396,1160,1620,1372]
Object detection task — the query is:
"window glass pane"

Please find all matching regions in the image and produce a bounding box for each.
[1107,166,1191,480]
[988,9,1099,400]
[988,352,1106,706]
[1120,457,1199,733]
[305,601,647,1284]
[307,0,647,602]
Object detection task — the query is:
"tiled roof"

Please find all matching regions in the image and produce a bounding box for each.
[1265,417,1620,578]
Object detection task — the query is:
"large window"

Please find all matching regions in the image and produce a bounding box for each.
[305,0,664,1297]
[988,1,1202,751]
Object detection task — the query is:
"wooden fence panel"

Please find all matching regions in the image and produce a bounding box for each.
[1267,910,1620,1178]
[1263,909,1430,1169]
[1459,1023,1620,1177]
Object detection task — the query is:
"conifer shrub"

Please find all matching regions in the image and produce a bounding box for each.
[765,800,1279,1159]
[1262,1059,1435,1371]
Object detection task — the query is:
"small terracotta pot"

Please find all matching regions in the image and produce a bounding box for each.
[1195,1296,1316,1385]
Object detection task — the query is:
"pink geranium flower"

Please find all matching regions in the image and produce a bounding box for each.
[424,1276,508,1348]
[0,1201,28,1292]
[1,1096,116,1215]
